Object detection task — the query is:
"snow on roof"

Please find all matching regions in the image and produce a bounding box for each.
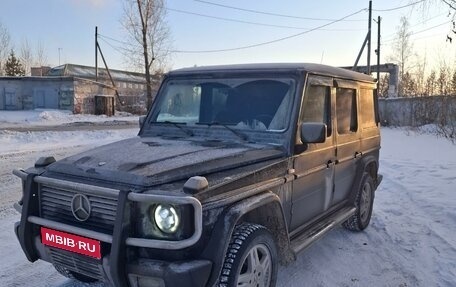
[47,64,159,83]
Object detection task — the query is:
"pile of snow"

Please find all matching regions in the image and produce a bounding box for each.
[0,129,138,156]
[0,109,139,127]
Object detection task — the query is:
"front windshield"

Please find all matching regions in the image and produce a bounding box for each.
[152,77,295,132]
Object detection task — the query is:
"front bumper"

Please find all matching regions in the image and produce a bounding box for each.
[13,171,210,287]
[14,222,211,286]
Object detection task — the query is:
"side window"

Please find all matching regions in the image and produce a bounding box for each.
[301,85,331,136]
[336,88,357,134]
[360,88,377,128]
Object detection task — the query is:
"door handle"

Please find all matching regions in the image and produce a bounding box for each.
[354,152,363,159]
[327,160,336,168]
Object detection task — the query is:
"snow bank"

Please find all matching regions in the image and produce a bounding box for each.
[0,109,139,127]
[0,129,138,156]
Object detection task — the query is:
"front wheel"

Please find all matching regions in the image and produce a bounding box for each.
[343,172,375,231]
[218,223,278,287]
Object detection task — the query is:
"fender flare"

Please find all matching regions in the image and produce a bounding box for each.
[201,191,292,287]
[349,155,379,201]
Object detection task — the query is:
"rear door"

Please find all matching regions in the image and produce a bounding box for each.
[332,80,361,205]
[290,75,336,231]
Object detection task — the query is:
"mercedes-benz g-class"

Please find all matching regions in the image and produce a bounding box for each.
[14,63,382,287]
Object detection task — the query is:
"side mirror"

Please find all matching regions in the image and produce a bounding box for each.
[300,122,326,143]
[139,115,146,128]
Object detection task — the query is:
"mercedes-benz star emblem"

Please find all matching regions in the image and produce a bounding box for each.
[71,194,91,222]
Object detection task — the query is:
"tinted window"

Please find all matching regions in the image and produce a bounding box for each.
[360,88,376,128]
[153,78,295,131]
[336,88,357,134]
[301,85,331,136]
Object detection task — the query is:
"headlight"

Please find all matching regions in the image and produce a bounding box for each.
[152,204,180,234]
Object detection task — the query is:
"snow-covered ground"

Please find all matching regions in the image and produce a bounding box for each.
[0,124,455,286]
[0,109,139,128]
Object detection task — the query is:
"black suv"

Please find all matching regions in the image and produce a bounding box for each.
[14,63,382,287]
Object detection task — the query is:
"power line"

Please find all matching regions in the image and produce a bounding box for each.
[373,0,425,12]
[99,34,131,46]
[167,7,364,31]
[98,37,132,56]
[382,21,452,43]
[382,12,448,38]
[194,0,366,22]
[172,8,367,53]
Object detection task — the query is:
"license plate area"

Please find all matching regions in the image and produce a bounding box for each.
[41,227,101,259]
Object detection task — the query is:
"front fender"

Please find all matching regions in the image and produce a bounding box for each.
[201,191,292,287]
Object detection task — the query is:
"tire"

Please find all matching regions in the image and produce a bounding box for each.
[218,223,278,287]
[54,264,98,283]
[343,172,375,231]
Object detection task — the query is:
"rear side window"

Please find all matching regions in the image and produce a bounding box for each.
[360,88,377,128]
[336,88,357,134]
[301,85,331,136]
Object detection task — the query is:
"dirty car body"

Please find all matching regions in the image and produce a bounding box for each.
[13,63,382,287]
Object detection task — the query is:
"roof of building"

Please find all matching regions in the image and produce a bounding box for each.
[170,63,375,83]
[47,64,152,83]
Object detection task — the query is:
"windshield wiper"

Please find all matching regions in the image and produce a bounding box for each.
[196,122,248,141]
[151,121,194,136]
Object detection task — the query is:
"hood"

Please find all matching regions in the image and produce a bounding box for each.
[46,136,286,187]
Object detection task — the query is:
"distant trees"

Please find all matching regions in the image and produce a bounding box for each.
[0,21,11,76]
[0,21,49,75]
[5,50,25,76]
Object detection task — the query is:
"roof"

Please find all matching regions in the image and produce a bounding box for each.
[47,64,153,83]
[169,63,375,83]
[0,76,74,81]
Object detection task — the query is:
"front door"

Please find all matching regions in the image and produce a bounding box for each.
[290,76,336,231]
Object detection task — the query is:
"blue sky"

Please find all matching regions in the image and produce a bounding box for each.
[0,0,454,71]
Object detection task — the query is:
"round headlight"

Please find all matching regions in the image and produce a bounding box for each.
[153,204,180,233]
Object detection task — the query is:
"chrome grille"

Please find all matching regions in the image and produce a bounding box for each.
[40,184,118,234]
[49,248,104,280]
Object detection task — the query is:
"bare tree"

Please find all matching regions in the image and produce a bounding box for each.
[121,0,171,109]
[389,17,416,96]
[35,41,48,67]
[415,53,427,95]
[425,70,437,96]
[0,21,11,76]
[416,0,455,42]
[20,38,33,76]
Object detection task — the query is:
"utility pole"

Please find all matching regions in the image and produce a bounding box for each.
[95,26,98,82]
[376,16,381,91]
[353,0,373,74]
[95,28,123,106]
[366,0,372,74]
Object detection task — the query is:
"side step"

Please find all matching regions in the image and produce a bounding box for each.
[290,206,356,254]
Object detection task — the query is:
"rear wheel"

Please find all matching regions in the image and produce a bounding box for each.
[218,223,278,287]
[54,264,98,283]
[343,172,375,231]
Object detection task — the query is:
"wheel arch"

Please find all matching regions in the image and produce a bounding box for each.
[348,155,379,202]
[201,191,293,287]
